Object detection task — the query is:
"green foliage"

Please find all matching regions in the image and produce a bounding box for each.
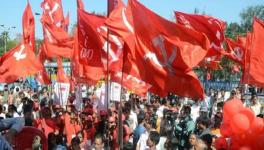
[240,5,264,32]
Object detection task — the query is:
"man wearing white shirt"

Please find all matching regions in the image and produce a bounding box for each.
[249,94,262,116]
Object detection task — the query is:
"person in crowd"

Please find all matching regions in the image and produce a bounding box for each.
[6,104,19,118]
[90,134,105,150]
[175,105,195,149]
[200,134,213,150]
[0,104,6,119]
[146,131,160,150]
[107,116,118,150]
[196,117,212,137]
[133,111,146,149]
[137,116,157,150]
[187,133,198,150]
[35,107,59,138]
[83,115,96,147]
[191,100,200,123]
[0,117,25,149]
[249,93,262,115]
[65,111,81,147]
[71,136,81,150]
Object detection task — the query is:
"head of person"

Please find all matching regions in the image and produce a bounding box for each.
[145,116,157,131]
[195,139,208,150]
[147,131,160,148]
[197,117,210,131]
[41,107,52,119]
[71,136,81,150]
[251,93,258,104]
[108,116,116,130]
[77,131,84,143]
[137,111,145,125]
[165,136,179,150]
[189,133,198,147]
[200,107,208,117]
[23,104,33,126]
[180,105,191,118]
[48,133,57,149]
[200,134,213,149]
[93,134,104,150]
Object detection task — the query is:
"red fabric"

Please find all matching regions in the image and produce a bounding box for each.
[35,118,59,138]
[108,0,120,14]
[77,9,107,83]
[83,127,96,143]
[242,18,264,87]
[22,2,35,52]
[111,55,151,96]
[64,120,81,145]
[175,11,226,57]
[72,28,104,85]
[41,0,64,26]
[0,43,43,83]
[36,69,52,85]
[225,38,245,65]
[128,0,206,98]
[77,0,84,10]
[41,3,74,59]
[13,127,48,150]
[105,0,136,57]
[56,57,70,83]
[174,11,227,70]
[237,35,246,46]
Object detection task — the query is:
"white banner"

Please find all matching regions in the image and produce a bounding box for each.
[53,82,70,106]
[110,82,121,102]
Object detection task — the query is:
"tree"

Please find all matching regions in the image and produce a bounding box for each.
[0,31,19,56]
[225,22,244,39]
[240,5,264,32]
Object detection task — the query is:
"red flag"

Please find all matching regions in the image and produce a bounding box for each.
[73,26,105,85]
[175,11,227,70]
[42,23,74,58]
[105,0,135,57]
[129,0,206,98]
[241,32,252,84]
[23,1,35,52]
[175,11,226,56]
[237,35,246,46]
[225,38,245,65]
[108,0,120,15]
[0,43,43,83]
[41,0,64,26]
[56,57,70,83]
[77,0,84,10]
[111,53,151,96]
[242,18,264,87]
[36,69,52,85]
[77,9,105,66]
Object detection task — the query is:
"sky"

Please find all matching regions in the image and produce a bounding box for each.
[0,0,263,39]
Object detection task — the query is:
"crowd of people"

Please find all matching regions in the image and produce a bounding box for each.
[0,82,263,150]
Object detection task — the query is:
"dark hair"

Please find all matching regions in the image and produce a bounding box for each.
[197,117,210,128]
[123,141,133,150]
[137,112,145,124]
[149,131,160,145]
[71,136,81,145]
[183,105,191,115]
[200,134,213,146]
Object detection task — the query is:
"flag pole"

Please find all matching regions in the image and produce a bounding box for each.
[106,0,111,149]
